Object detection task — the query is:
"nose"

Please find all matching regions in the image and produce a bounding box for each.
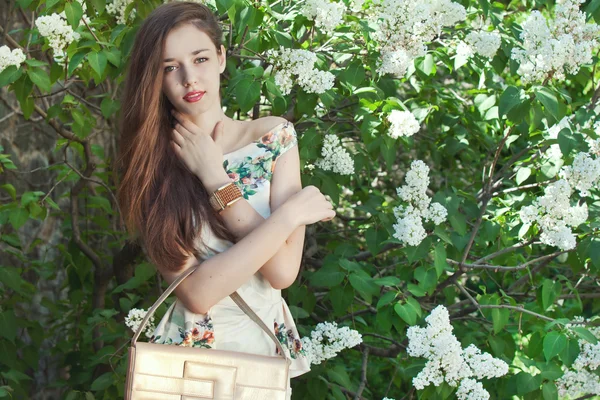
[182,67,197,88]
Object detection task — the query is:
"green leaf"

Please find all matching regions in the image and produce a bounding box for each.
[571,326,598,344]
[68,52,87,76]
[365,227,381,256]
[406,296,422,318]
[433,242,448,277]
[407,283,427,297]
[516,167,531,185]
[499,85,523,117]
[90,372,113,391]
[373,276,401,286]
[24,59,48,67]
[515,372,542,395]
[88,51,108,77]
[340,61,365,87]
[88,195,112,214]
[0,66,24,88]
[543,331,567,361]
[492,307,509,333]
[557,128,578,157]
[348,273,379,303]
[100,97,120,119]
[309,266,345,288]
[0,184,16,201]
[9,207,29,229]
[376,291,396,310]
[235,76,261,113]
[0,268,26,295]
[64,1,84,28]
[394,302,416,325]
[559,338,580,367]
[535,87,562,122]
[542,382,558,400]
[416,54,436,76]
[0,311,17,344]
[90,0,106,14]
[27,67,52,92]
[541,279,561,310]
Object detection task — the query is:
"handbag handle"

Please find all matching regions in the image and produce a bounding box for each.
[131,263,290,364]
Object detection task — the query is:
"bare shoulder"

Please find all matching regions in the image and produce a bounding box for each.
[248,116,289,141]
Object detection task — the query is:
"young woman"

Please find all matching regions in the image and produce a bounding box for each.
[115,1,336,398]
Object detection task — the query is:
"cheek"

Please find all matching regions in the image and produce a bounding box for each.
[162,77,179,99]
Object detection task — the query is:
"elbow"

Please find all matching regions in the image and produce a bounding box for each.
[182,293,213,315]
[269,271,297,290]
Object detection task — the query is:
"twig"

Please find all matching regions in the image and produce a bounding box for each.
[354,348,369,400]
[474,239,537,264]
[448,250,570,271]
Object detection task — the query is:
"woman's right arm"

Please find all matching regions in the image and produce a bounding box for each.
[158,185,335,314]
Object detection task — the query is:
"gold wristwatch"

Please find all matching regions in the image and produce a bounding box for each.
[209,181,243,213]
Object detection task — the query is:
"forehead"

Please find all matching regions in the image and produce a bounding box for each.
[163,24,214,59]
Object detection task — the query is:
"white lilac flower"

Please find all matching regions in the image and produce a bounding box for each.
[315,134,355,175]
[455,41,474,61]
[465,30,501,59]
[462,344,509,379]
[350,0,365,12]
[267,47,335,95]
[369,0,466,77]
[559,152,600,197]
[543,116,572,160]
[35,13,81,57]
[301,0,346,34]
[377,49,413,77]
[392,161,446,246]
[407,306,508,393]
[300,321,362,365]
[510,0,600,84]
[456,378,489,400]
[125,308,156,339]
[518,179,588,251]
[387,109,420,139]
[106,0,136,25]
[557,318,600,397]
[0,46,26,73]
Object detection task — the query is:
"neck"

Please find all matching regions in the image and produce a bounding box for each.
[182,100,231,138]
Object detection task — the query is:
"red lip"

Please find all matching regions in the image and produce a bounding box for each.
[183,91,205,102]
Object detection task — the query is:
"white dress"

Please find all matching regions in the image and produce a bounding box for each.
[149,120,311,399]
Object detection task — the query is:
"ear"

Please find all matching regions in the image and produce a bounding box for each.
[219,45,226,74]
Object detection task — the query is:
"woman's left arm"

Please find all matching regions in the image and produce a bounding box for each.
[217,143,306,290]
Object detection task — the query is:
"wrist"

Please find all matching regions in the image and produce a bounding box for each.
[273,202,297,230]
[201,170,232,193]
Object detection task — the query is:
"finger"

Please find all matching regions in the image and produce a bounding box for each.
[174,123,194,141]
[171,140,182,155]
[172,128,186,146]
[172,109,205,136]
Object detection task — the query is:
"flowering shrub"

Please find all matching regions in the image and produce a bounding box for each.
[1,0,600,398]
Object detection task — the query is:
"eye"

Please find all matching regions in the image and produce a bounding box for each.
[164,58,207,73]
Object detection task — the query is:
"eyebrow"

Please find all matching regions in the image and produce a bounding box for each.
[163,49,210,62]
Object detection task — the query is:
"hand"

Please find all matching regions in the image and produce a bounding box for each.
[170,110,226,183]
[281,186,336,227]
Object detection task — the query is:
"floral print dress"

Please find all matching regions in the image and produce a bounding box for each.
[149,120,310,397]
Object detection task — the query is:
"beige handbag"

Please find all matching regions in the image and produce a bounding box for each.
[124,264,292,399]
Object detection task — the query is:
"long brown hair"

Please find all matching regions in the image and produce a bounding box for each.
[115,2,236,272]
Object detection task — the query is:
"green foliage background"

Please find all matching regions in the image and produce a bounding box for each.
[1,0,600,398]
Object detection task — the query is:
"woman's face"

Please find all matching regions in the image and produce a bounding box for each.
[162,23,225,115]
